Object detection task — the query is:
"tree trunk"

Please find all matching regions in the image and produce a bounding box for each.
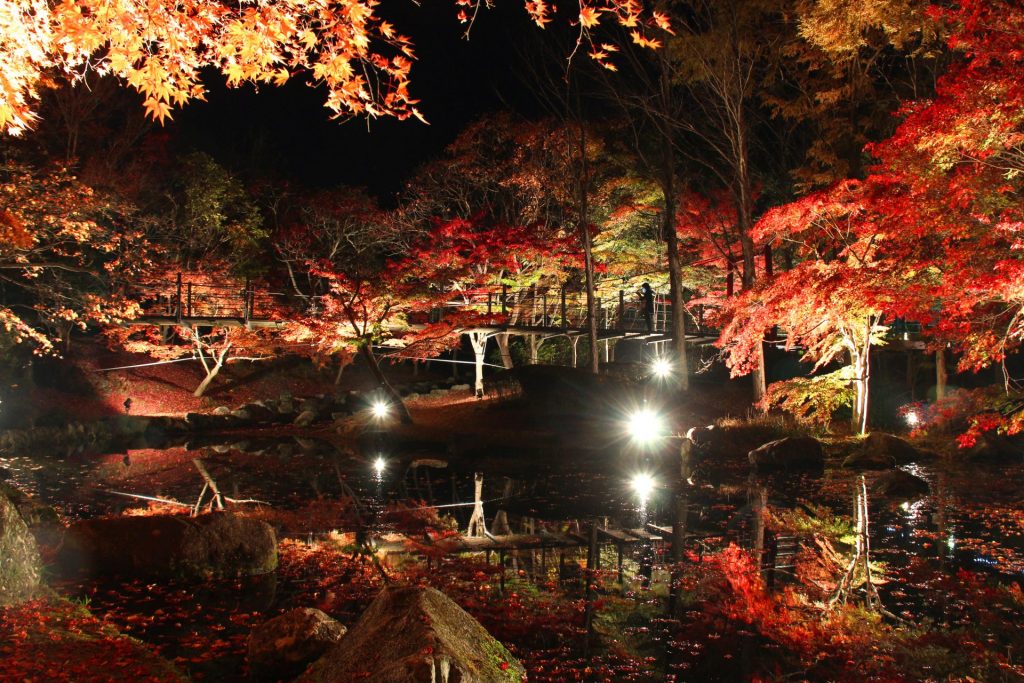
[359,343,413,425]
[334,360,346,386]
[193,342,231,398]
[577,122,600,375]
[469,332,488,398]
[496,333,514,370]
[663,191,690,391]
[936,347,948,400]
[851,319,873,435]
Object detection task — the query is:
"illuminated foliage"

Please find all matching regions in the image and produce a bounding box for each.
[0,0,669,136]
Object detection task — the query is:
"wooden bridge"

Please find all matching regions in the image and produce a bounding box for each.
[126,275,722,351]
[125,275,926,392]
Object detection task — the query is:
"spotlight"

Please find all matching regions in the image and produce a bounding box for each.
[651,357,672,378]
[905,410,920,427]
[627,407,666,443]
[631,473,656,500]
[370,400,390,419]
[373,457,386,476]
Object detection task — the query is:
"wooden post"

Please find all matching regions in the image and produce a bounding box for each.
[175,273,183,323]
[726,260,735,298]
[186,283,193,318]
[487,291,493,316]
[501,285,508,315]
[764,245,773,278]
[499,550,506,594]
[542,290,548,327]
[561,287,567,330]
[243,277,252,323]
[618,290,625,331]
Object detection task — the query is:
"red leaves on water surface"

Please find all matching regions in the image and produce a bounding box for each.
[0,597,183,682]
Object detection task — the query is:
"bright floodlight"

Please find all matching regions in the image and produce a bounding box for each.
[631,473,656,500]
[651,357,673,378]
[373,457,386,476]
[628,407,665,443]
[370,400,390,419]
[905,410,920,427]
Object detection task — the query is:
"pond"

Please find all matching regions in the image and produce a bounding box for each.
[2,425,1023,680]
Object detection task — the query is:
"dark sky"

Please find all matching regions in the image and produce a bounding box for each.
[173,4,543,200]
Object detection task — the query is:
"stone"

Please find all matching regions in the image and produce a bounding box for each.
[301,586,524,683]
[0,488,42,606]
[842,450,896,470]
[450,384,471,392]
[231,408,253,421]
[242,403,278,423]
[58,512,277,580]
[248,608,346,681]
[294,410,318,427]
[748,437,825,471]
[966,434,1024,463]
[856,432,931,465]
[278,400,296,415]
[0,482,60,527]
[213,406,232,416]
[299,399,321,414]
[871,469,930,500]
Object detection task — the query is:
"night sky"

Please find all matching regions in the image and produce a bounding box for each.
[172,4,542,200]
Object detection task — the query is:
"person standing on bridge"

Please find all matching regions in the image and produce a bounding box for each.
[639,282,654,333]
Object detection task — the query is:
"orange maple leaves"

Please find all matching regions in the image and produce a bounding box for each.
[0,0,670,135]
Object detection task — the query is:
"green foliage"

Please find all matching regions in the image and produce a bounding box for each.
[769,502,855,544]
[761,366,856,429]
[169,152,266,273]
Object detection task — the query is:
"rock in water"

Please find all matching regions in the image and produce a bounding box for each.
[294,410,318,427]
[857,432,930,465]
[59,512,277,580]
[300,586,525,683]
[871,469,930,500]
[0,489,42,606]
[249,608,346,681]
[748,437,825,470]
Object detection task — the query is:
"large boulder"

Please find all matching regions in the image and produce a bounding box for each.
[0,489,42,606]
[871,469,930,500]
[248,608,347,681]
[853,432,931,466]
[300,586,525,683]
[58,512,277,580]
[966,433,1024,463]
[0,482,59,526]
[748,437,825,471]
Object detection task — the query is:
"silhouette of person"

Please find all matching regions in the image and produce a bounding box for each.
[639,282,654,332]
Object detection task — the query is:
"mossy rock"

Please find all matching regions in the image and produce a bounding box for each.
[58,512,277,581]
[0,482,59,527]
[300,585,525,683]
[0,490,42,606]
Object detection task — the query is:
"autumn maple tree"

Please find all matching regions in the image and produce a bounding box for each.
[0,158,152,353]
[0,0,671,136]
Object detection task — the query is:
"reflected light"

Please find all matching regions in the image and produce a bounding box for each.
[370,400,390,419]
[373,457,386,477]
[947,534,956,551]
[628,408,666,443]
[631,472,656,501]
[651,357,672,378]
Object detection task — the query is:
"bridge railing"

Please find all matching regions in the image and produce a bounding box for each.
[130,276,720,337]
